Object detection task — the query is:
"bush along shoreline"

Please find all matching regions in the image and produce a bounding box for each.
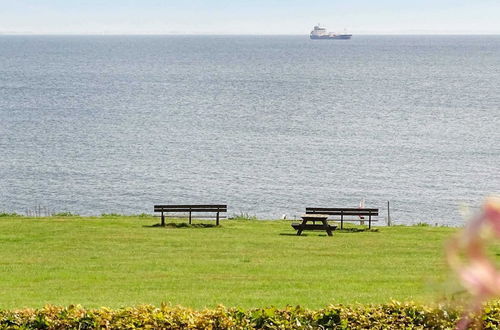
[1,302,499,329]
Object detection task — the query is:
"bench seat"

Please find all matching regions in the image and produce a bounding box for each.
[291,223,338,231]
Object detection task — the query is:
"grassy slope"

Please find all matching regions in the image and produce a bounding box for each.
[0,216,462,309]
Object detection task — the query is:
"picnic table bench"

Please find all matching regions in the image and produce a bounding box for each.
[306,207,379,229]
[291,214,337,236]
[154,204,227,226]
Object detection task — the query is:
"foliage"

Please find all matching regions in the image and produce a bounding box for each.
[0,302,499,329]
[0,212,21,217]
[136,213,154,218]
[53,212,79,217]
[230,212,258,220]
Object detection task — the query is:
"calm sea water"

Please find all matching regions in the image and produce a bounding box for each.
[0,35,499,225]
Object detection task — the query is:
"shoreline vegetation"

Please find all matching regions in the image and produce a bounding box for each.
[0,211,452,226]
[1,303,500,329]
[0,214,484,310]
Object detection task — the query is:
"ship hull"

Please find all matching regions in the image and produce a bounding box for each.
[310,34,352,40]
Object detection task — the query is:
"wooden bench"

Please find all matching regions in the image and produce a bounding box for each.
[305,207,379,229]
[154,204,227,226]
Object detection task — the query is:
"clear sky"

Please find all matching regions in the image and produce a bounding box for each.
[1,0,500,35]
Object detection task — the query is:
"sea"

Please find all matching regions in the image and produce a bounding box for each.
[0,35,499,225]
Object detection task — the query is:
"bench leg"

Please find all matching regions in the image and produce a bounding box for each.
[161,212,165,226]
[369,214,372,229]
[189,211,192,225]
[216,212,220,226]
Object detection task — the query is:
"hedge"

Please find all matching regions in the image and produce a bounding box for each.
[1,302,499,329]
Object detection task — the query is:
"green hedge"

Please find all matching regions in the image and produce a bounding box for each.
[1,302,499,329]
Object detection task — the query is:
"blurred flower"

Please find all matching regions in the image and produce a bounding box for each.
[447,196,500,329]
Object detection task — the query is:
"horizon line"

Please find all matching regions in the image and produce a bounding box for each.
[1,32,500,36]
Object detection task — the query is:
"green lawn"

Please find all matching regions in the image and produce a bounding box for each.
[0,216,466,309]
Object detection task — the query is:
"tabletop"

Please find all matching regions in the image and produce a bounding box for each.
[300,214,330,220]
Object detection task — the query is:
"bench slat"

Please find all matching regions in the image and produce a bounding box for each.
[159,215,228,219]
[307,208,378,212]
[327,219,378,222]
[154,207,227,212]
[306,209,378,216]
[307,208,378,211]
[154,204,227,209]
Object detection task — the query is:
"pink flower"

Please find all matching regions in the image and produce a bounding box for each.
[458,259,500,301]
[483,196,500,237]
[447,196,500,329]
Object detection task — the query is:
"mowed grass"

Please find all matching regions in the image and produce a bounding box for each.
[0,216,471,309]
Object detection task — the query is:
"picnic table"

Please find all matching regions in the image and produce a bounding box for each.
[291,214,337,236]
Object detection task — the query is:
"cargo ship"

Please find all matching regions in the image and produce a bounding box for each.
[310,25,352,40]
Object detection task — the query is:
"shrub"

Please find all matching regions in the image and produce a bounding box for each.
[0,212,21,217]
[53,212,79,217]
[100,213,121,217]
[414,222,431,227]
[136,213,154,218]
[230,212,258,221]
[1,302,499,329]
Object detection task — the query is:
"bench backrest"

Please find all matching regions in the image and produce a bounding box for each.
[154,205,227,213]
[306,208,378,216]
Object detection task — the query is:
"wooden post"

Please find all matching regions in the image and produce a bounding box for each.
[189,211,192,225]
[369,213,372,229]
[387,201,391,227]
[340,211,344,229]
[161,212,165,226]
[216,212,220,226]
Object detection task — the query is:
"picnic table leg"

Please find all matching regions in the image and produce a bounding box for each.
[296,219,308,236]
[323,219,333,236]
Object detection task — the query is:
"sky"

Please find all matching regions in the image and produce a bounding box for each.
[1,0,500,35]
